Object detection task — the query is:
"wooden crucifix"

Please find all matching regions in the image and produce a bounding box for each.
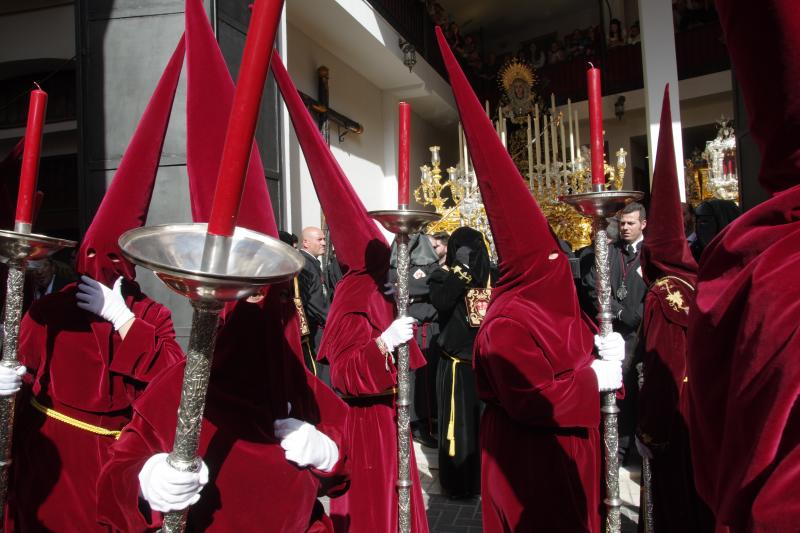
[299,66,364,144]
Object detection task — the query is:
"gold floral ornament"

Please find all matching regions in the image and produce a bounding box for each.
[654,277,692,314]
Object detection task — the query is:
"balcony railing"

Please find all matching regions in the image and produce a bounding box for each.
[367,0,730,107]
[522,22,729,105]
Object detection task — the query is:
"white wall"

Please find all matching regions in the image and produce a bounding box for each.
[285,22,456,234]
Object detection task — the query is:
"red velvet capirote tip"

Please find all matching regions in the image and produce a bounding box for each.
[641,85,698,286]
[435,27,578,306]
[77,37,185,286]
[271,52,388,274]
[185,0,276,238]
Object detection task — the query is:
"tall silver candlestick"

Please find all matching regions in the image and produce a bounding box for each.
[368,208,439,533]
[560,189,643,533]
[0,225,75,523]
[119,223,303,533]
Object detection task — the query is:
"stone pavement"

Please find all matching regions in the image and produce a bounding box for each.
[414,440,642,533]
[323,441,643,532]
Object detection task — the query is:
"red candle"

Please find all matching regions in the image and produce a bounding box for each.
[16,85,48,227]
[587,65,605,186]
[207,0,285,237]
[398,102,411,207]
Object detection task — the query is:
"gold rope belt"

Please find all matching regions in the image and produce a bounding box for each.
[443,352,468,458]
[30,397,121,439]
[302,337,318,376]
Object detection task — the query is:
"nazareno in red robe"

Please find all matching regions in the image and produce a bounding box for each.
[96,289,350,532]
[687,2,800,530]
[271,54,429,533]
[6,283,183,532]
[436,27,602,532]
[636,86,711,532]
[96,2,350,529]
[3,32,187,533]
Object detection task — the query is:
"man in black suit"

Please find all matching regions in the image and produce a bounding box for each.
[298,226,332,385]
[582,202,648,462]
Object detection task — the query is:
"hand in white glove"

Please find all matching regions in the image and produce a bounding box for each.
[635,436,654,460]
[138,453,209,513]
[591,359,623,392]
[594,332,625,362]
[274,418,339,472]
[76,276,135,331]
[0,365,26,396]
[379,316,415,353]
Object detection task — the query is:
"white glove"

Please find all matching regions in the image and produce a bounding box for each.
[138,453,209,513]
[591,359,623,392]
[379,316,415,353]
[274,418,339,472]
[594,332,625,362]
[76,275,135,331]
[0,365,26,396]
[635,436,654,460]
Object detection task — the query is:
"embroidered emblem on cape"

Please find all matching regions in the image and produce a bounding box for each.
[654,277,690,314]
[465,288,492,327]
[413,268,426,280]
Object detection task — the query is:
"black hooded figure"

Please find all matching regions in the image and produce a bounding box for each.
[428,226,492,499]
[690,199,741,261]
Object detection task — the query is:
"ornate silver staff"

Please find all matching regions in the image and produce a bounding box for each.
[119,223,302,532]
[561,189,642,533]
[0,224,75,523]
[637,363,655,533]
[369,208,439,533]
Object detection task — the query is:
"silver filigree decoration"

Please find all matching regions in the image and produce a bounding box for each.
[0,262,25,523]
[161,302,222,533]
[394,234,412,533]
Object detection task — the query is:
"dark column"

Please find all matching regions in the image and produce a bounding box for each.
[76,1,285,347]
[732,71,769,212]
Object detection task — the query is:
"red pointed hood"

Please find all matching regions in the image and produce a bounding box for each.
[435,28,571,294]
[271,53,388,274]
[715,0,800,194]
[436,28,587,305]
[183,0,310,410]
[272,53,425,369]
[77,38,185,286]
[641,85,698,286]
[435,26,593,366]
[185,0,276,237]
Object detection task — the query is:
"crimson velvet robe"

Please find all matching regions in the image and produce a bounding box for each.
[321,310,428,533]
[97,293,349,532]
[5,281,183,532]
[638,280,711,531]
[688,184,800,531]
[474,302,601,533]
